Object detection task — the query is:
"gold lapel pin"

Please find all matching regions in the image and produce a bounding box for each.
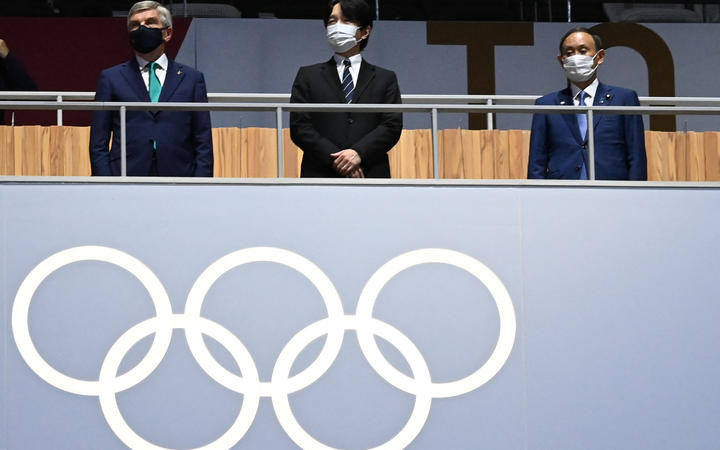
[177,70,182,75]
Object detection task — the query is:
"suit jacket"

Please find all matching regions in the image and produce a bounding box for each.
[89,57,213,177]
[289,58,402,178]
[528,82,647,180]
[0,53,37,125]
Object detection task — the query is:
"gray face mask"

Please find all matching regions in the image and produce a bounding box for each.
[562,53,599,83]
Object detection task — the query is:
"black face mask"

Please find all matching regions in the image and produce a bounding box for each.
[129,25,165,54]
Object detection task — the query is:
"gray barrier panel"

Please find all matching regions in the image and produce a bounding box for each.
[2,181,719,449]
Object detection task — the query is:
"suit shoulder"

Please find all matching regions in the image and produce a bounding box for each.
[535,90,564,105]
[99,61,132,77]
[297,61,332,73]
[170,62,204,78]
[603,84,638,97]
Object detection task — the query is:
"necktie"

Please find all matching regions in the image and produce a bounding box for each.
[577,91,589,179]
[342,59,354,103]
[148,62,161,103]
[577,90,587,141]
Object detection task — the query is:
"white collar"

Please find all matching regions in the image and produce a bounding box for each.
[571,78,599,101]
[136,53,168,71]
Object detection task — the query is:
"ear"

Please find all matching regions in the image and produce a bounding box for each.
[359,25,371,41]
[557,54,564,65]
[595,49,605,66]
[163,26,173,43]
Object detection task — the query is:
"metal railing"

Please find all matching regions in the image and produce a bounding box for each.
[3,92,720,179]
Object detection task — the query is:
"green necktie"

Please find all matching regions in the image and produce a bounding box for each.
[148,62,161,103]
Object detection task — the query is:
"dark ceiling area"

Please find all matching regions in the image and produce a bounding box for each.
[1,1,715,22]
[0,1,610,21]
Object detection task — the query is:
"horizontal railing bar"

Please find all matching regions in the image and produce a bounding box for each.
[5,91,720,107]
[3,100,720,115]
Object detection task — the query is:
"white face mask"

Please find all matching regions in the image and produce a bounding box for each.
[562,53,600,83]
[327,22,360,54]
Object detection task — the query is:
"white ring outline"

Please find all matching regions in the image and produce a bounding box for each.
[98,314,261,450]
[11,246,173,396]
[271,316,432,450]
[184,247,345,396]
[11,246,518,450]
[356,248,517,398]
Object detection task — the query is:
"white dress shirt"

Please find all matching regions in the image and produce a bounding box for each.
[333,53,361,86]
[571,77,599,107]
[136,53,168,90]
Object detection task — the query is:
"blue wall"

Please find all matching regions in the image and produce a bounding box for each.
[2,180,720,449]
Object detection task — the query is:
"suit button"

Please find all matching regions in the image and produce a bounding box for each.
[582,144,587,149]
[348,118,354,124]
[576,165,581,170]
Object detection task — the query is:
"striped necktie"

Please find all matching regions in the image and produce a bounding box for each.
[148,62,161,103]
[342,59,354,104]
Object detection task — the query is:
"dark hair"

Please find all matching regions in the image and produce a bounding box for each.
[325,0,373,50]
[558,27,603,54]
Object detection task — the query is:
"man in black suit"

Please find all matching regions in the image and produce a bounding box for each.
[290,0,402,178]
[0,38,37,125]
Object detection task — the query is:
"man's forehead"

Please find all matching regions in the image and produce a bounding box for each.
[562,32,595,49]
[130,9,161,21]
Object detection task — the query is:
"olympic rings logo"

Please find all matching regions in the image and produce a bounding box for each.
[12,246,517,450]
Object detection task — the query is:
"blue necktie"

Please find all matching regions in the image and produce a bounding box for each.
[577,91,589,179]
[577,91,587,140]
[342,59,354,103]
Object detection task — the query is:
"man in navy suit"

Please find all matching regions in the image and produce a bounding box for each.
[90,1,213,177]
[290,0,402,178]
[528,27,647,180]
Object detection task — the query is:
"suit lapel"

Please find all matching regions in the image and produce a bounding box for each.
[353,60,376,103]
[593,82,610,130]
[558,87,583,144]
[158,59,184,103]
[120,58,151,102]
[320,58,346,103]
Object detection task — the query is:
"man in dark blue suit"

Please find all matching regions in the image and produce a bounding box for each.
[528,27,647,180]
[90,1,213,177]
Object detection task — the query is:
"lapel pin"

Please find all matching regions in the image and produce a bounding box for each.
[606,94,611,99]
[177,70,182,75]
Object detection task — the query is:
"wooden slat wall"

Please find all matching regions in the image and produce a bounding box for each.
[2,125,720,181]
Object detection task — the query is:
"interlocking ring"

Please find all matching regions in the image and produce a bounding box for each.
[12,246,516,450]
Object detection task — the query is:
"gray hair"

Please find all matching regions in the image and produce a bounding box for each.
[128,1,173,29]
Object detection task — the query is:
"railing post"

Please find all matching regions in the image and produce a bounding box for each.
[586,108,595,180]
[487,98,494,130]
[120,106,127,177]
[432,108,439,179]
[56,95,63,126]
[276,106,284,178]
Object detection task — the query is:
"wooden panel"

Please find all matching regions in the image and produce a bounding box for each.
[212,127,241,178]
[508,130,530,179]
[703,132,720,181]
[4,126,720,181]
[686,132,706,181]
[282,129,302,178]
[242,127,278,178]
[390,129,432,179]
[0,126,14,175]
[646,131,668,181]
